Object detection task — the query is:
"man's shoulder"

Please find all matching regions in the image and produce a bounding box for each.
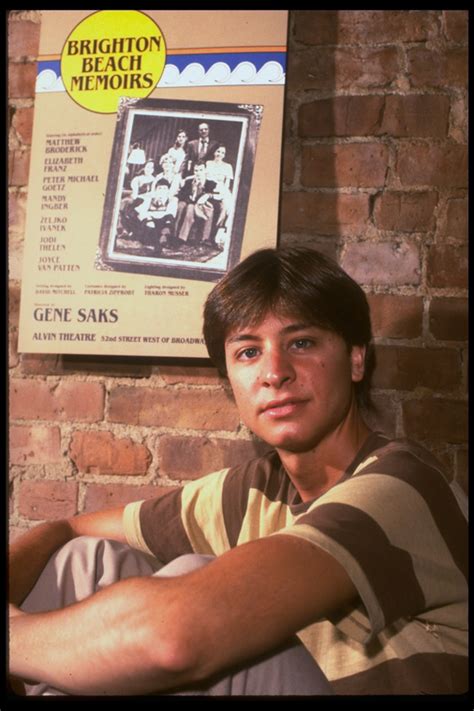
[346,433,468,514]
[354,435,446,479]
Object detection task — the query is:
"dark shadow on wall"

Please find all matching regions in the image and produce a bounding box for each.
[280,10,338,265]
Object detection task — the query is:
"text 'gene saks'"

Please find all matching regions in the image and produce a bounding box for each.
[33,307,119,323]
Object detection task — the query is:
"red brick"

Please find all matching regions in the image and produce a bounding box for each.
[429,298,468,341]
[9,230,25,282]
[10,380,105,422]
[9,332,19,369]
[8,190,28,233]
[443,11,468,43]
[8,18,40,58]
[368,294,423,339]
[19,354,152,378]
[302,143,388,189]
[159,365,221,385]
[8,149,31,186]
[281,192,370,235]
[402,398,467,444]
[440,197,467,242]
[20,354,62,375]
[397,143,467,188]
[373,191,437,232]
[8,282,20,325]
[341,241,421,287]
[63,355,152,378]
[288,47,399,92]
[159,436,271,480]
[19,480,78,520]
[293,10,437,45]
[69,431,152,476]
[407,47,468,88]
[8,62,37,99]
[10,425,62,465]
[381,95,449,138]
[373,346,461,391]
[299,96,384,138]
[11,106,34,145]
[299,95,449,140]
[108,386,240,431]
[427,244,468,289]
[8,284,20,368]
[84,484,177,512]
[461,348,468,392]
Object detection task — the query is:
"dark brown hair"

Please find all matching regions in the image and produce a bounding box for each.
[203,247,375,407]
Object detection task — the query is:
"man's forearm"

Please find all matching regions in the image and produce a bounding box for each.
[9,534,357,696]
[9,576,191,696]
[9,520,74,606]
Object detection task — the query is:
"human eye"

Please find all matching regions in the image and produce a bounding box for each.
[290,337,314,351]
[236,346,260,361]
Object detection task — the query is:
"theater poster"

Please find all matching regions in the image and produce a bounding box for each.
[17,10,288,358]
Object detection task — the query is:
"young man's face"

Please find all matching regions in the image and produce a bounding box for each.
[224,312,365,454]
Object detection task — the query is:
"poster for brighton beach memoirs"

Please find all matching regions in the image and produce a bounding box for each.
[17,10,288,358]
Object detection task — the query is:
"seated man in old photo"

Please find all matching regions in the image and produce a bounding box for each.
[174,161,215,245]
[9,247,468,696]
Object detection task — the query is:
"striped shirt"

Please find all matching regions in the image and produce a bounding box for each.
[123,433,468,694]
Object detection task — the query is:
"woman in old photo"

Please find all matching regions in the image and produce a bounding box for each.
[205,144,234,245]
[163,129,189,176]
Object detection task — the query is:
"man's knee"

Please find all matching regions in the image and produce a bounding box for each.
[21,537,159,614]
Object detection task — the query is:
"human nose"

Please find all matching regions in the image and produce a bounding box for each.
[259,348,295,388]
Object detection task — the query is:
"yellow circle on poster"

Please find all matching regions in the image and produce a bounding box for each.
[61,10,166,114]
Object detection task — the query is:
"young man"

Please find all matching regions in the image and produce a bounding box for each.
[9,247,468,696]
[134,178,178,253]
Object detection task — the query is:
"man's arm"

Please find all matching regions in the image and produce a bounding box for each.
[9,506,126,606]
[9,533,357,695]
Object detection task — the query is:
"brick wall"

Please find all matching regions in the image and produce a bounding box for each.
[8,10,468,537]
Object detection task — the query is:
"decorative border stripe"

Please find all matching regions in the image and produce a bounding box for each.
[36,50,287,93]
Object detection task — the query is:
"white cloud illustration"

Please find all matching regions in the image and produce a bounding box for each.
[36,68,65,93]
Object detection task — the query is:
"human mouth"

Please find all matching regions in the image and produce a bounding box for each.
[260,398,308,418]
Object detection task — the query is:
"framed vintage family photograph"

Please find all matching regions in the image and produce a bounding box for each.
[97,97,262,282]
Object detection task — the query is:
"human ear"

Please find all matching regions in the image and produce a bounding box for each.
[350,345,366,383]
